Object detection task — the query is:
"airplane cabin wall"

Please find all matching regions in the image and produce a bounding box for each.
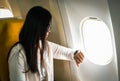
[108,0,120,80]
[57,0,118,81]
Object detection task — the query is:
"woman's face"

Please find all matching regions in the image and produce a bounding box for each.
[46,27,51,39]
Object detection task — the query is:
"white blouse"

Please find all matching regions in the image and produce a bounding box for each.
[8,41,75,81]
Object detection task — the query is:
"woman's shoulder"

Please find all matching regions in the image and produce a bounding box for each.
[8,42,25,61]
[47,41,62,50]
[47,41,58,46]
[10,42,23,52]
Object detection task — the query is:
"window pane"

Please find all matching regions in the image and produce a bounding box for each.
[0,9,13,18]
[82,18,113,65]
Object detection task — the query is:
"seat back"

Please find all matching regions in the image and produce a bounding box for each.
[0,18,23,81]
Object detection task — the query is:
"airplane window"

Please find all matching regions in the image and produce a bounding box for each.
[80,17,113,65]
[0,8,13,18]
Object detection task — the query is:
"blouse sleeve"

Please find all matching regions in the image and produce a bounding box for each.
[48,41,76,61]
[8,45,26,81]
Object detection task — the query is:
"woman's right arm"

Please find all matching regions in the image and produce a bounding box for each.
[8,45,26,81]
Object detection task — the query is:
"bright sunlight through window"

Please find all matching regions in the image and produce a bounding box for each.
[81,17,113,65]
[0,9,13,18]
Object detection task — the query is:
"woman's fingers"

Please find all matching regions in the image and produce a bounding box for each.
[78,52,84,61]
[74,51,84,66]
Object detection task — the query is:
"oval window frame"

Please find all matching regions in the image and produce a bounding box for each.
[80,17,113,65]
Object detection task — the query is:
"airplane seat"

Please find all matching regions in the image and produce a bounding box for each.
[0,18,23,81]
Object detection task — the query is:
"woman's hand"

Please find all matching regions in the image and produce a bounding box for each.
[74,51,84,66]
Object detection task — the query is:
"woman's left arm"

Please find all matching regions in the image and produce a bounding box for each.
[48,41,84,64]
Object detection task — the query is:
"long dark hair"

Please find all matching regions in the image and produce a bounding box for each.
[19,6,52,73]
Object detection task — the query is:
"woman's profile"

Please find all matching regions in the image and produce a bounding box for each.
[8,6,84,81]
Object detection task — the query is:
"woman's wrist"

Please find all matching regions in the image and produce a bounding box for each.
[74,50,78,55]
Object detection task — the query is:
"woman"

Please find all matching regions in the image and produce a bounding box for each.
[8,6,84,81]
